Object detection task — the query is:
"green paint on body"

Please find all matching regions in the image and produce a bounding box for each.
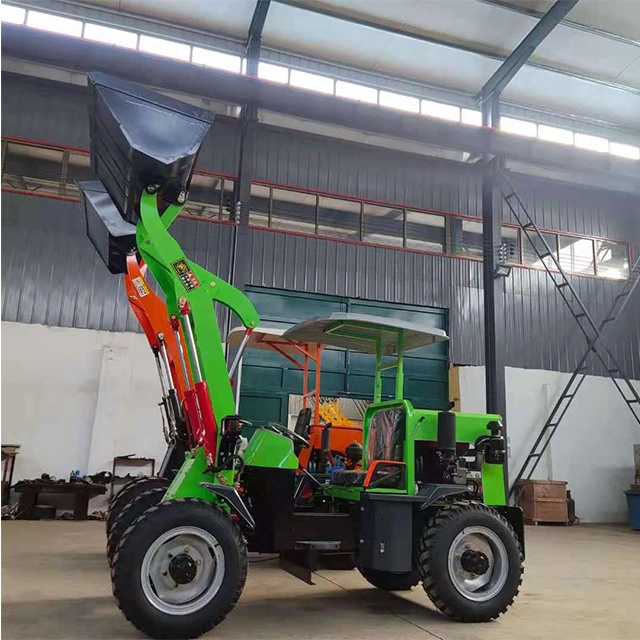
[243,429,299,469]
[163,448,218,502]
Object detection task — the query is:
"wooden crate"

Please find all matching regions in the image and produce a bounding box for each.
[520,480,568,525]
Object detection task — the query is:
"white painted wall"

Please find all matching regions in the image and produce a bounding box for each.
[3,321,638,522]
[459,366,640,523]
[1,322,168,490]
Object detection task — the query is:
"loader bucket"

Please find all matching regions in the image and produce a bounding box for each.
[88,72,214,224]
[79,180,136,274]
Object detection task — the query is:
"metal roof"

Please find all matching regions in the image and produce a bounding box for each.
[226,326,306,356]
[75,0,640,128]
[282,312,448,355]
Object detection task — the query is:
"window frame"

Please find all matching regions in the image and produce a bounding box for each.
[0,136,631,281]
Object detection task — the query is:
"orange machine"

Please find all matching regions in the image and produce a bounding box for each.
[227,327,363,472]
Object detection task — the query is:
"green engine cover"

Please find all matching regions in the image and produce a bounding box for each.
[242,430,299,470]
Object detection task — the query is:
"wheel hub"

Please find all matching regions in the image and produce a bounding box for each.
[169,553,198,585]
[447,525,509,602]
[140,527,226,614]
[460,549,490,575]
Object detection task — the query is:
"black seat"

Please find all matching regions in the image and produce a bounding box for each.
[293,408,312,455]
[330,469,367,486]
[294,407,312,439]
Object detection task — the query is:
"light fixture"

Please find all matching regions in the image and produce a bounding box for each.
[494,263,512,278]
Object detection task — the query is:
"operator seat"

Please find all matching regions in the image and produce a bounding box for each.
[330,407,405,487]
[293,408,312,455]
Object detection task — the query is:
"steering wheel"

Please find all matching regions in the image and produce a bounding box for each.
[266,422,310,449]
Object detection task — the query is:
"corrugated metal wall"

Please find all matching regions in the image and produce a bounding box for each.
[1,193,233,332]
[1,74,240,176]
[2,74,639,378]
[19,0,640,147]
[244,228,640,378]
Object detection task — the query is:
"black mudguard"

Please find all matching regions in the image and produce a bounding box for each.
[493,505,525,559]
[200,483,256,530]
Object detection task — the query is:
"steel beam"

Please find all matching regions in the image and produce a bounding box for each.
[246,0,271,76]
[477,0,640,49]
[2,25,638,191]
[275,0,636,96]
[478,0,579,104]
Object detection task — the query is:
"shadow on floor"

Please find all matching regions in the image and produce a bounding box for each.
[1,585,445,640]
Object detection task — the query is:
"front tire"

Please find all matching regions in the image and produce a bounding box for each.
[107,488,166,566]
[112,499,248,639]
[359,567,419,591]
[418,501,523,622]
[107,477,170,535]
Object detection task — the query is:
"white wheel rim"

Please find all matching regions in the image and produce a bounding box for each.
[447,525,509,602]
[140,526,225,615]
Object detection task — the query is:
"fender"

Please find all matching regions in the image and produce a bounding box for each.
[200,483,255,530]
[418,483,470,508]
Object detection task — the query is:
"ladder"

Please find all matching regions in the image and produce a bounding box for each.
[498,173,640,497]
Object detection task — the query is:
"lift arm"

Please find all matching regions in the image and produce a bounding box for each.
[136,190,260,454]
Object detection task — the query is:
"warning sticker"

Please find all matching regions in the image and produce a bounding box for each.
[172,259,200,292]
[132,277,150,298]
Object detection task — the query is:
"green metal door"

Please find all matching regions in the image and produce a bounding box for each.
[238,287,448,425]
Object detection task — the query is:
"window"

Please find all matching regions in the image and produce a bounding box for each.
[609,142,640,160]
[421,100,460,123]
[83,23,138,49]
[335,80,378,104]
[63,152,94,197]
[461,109,482,127]
[258,62,289,84]
[574,133,608,153]
[454,220,483,257]
[502,226,520,264]
[523,231,558,268]
[192,47,241,73]
[290,70,334,94]
[363,203,404,247]
[538,125,573,146]
[405,211,445,252]
[318,196,361,239]
[139,35,190,61]
[184,173,229,219]
[500,117,537,138]
[594,240,629,279]
[2,5,26,24]
[558,235,595,275]
[2,143,64,196]
[27,10,82,36]
[249,183,271,227]
[379,91,419,114]
[271,188,317,233]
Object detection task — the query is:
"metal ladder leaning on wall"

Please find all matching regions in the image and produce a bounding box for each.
[497,172,640,499]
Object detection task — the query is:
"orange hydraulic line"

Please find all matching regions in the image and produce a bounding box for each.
[124,254,192,401]
[313,344,323,426]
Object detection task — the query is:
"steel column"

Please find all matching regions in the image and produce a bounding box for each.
[482,96,508,491]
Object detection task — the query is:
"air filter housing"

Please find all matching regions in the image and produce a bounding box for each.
[88,72,214,224]
[80,180,136,274]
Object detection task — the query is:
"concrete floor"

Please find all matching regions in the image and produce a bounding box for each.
[1,521,638,640]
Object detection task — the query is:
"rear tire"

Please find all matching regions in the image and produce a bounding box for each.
[107,477,169,534]
[112,498,247,640]
[359,567,419,591]
[417,501,523,622]
[107,488,166,566]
